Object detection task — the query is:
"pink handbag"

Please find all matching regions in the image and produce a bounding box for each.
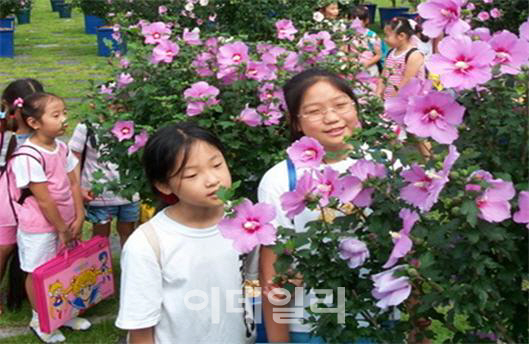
[32,236,115,333]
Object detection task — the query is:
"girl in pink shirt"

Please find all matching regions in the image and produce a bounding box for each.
[10,92,90,343]
[376,17,425,100]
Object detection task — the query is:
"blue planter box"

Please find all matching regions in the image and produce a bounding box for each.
[400,12,419,21]
[0,28,14,58]
[379,7,409,28]
[57,3,72,18]
[51,0,64,12]
[97,27,126,57]
[16,8,31,24]
[0,17,15,29]
[365,4,377,26]
[84,14,105,34]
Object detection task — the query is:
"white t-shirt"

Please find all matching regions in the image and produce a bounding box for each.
[258,158,355,333]
[68,123,139,206]
[11,139,77,188]
[115,209,256,344]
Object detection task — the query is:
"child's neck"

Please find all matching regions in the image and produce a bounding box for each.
[395,41,413,54]
[30,132,56,150]
[166,202,224,229]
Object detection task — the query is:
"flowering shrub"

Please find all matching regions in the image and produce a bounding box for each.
[82,0,528,341]
[0,0,32,17]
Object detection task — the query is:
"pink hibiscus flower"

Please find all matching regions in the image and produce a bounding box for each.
[183,27,202,46]
[417,0,470,38]
[488,30,529,75]
[400,145,460,212]
[371,265,412,309]
[513,191,529,229]
[275,19,298,41]
[111,120,135,142]
[245,60,273,81]
[191,52,214,77]
[117,73,134,88]
[339,238,370,269]
[427,35,495,90]
[383,209,420,269]
[151,40,180,64]
[257,104,283,126]
[466,27,491,42]
[238,105,262,127]
[313,167,342,206]
[280,171,317,219]
[128,130,149,155]
[384,78,433,125]
[142,22,171,45]
[217,41,249,67]
[219,199,277,253]
[346,160,387,207]
[520,20,529,41]
[183,81,220,116]
[286,136,325,168]
[474,177,515,223]
[404,91,465,144]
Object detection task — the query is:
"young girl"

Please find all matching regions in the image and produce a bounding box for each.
[10,92,89,343]
[0,78,44,315]
[116,122,256,344]
[350,5,382,76]
[318,1,339,20]
[258,68,363,343]
[68,118,140,248]
[376,17,425,100]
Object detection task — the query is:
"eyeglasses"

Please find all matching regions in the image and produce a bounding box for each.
[300,101,355,122]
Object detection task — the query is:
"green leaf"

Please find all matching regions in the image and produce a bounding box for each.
[460,200,478,227]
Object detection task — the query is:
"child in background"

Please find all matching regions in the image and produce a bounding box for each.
[318,1,340,20]
[68,120,140,248]
[116,122,256,344]
[410,18,433,63]
[376,17,425,100]
[10,92,90,343]
[349,5,382,76]
[0,78,44,316]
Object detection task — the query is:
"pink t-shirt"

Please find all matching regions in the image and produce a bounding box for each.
[11,139,78,233]
[382,46,425,100]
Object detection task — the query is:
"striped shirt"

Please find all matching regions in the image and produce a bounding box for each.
[382,46,425,100]
[68,123,139,206]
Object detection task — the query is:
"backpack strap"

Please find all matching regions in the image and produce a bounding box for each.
[386,48,394,59]
[10,146,46,205]
[404,47,419,63]
[286,158,297,192]
[141,222,162,268]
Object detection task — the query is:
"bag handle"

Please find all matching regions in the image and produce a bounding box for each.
[141,222,162,268]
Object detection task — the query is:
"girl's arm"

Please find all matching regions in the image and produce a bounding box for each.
[394,51,424,95]
[71,151,94,202]
[364,40,382,68]
[28,182,72,244]
[68,170,85,239]
[376,74,386,97]
[129,328,154,344]
[259,245,290,342]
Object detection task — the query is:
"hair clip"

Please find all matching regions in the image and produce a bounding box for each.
[13,97,24,108]
[0,110,5,119]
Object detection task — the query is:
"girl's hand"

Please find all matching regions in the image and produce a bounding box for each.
[70,217,84,239]
[81,188,94,202]
[58,229,73,246]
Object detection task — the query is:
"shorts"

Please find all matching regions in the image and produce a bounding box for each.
[0,226,17,245]
[17,230,58,272]
[85,201,140,224]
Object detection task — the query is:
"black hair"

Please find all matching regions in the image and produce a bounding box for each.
[20,92,64,127]
[142,122,226,203]
[282,68,360,142]
[385,16,415,38]
[414,17,431,43]
[350,5,369,22]
[1,78,43,132]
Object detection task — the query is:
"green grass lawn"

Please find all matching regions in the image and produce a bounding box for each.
[0,0,112,132]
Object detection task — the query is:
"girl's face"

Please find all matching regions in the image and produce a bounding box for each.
[296,80,360,153]
[157,141,232,208]
[384,27,407,48]
[322,3,339,19]
[28,98,68,138]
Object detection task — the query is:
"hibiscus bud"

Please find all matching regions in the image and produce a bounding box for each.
[407,267,419,278]
[450,171,460,179]
[451,207,460,215]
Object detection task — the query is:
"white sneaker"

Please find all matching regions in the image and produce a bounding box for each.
[63,316,92,331]
[29,312,66,343]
